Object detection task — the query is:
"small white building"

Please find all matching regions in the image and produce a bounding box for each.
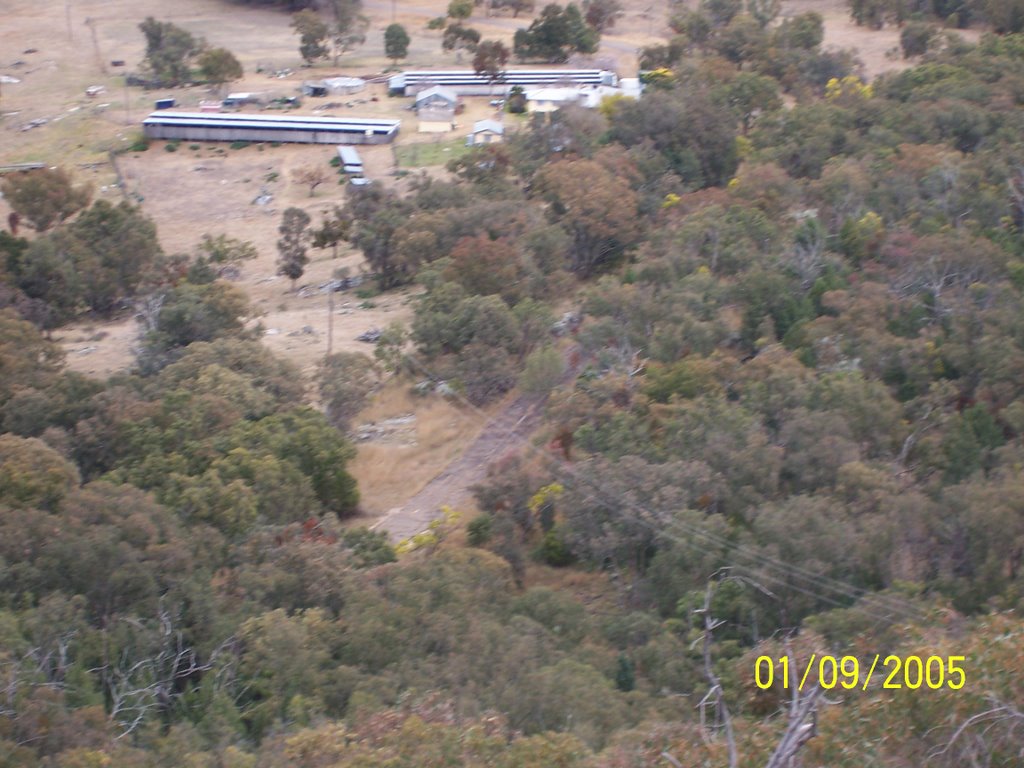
[466,119,505,146]
[525,87,585,113]
[222,92,263,108]
[524,80,643,113]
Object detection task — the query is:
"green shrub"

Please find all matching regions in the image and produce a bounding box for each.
[342,527,397,567]
[537,529,574,567]
[900,21,934,58]
[518,346,565,396]
[467,513,492,546]
[230,140,251,150]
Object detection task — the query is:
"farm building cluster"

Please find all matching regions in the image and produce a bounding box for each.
[140,68,640,148]
[387,68,620,96]
[400,68,640,138]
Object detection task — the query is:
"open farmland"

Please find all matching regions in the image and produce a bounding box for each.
[0,0,984,519]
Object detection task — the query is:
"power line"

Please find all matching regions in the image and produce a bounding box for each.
[397,350,933,626]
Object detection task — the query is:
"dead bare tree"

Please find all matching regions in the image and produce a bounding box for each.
[292,165,332,198]
[764,683,824,768]
[893,244,995,321]
[930,698,1024,767]
[686,573,826,768]
[134,291,166,337]
[694,577,739,768]
[1007,165,1024,227]
[787,217,827,291]
[95,605,237,739]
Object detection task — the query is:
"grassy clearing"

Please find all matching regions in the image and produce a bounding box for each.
[348,381,491,515]
[393,138,470,168]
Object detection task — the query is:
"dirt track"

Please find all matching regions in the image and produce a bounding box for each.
[373,344,583,542]
[372,392,545,541]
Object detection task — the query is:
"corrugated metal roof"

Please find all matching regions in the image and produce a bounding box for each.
[144,111,398,127]
[337,146,363,165]
[403,69,606,77]
[414,86,459,103]
[472,119,504,134]
[401,69,612,86]
[143,112,400,134]
[525,88,585,101]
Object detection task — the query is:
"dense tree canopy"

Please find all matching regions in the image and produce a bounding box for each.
[8,12,1024,768]
[139,17,201,85]
[513,3,599,62]
[291,9,330,63]
[3,193,163,324]
[197,46,243,88]
[384,22,411,63]
[0,168,92,232]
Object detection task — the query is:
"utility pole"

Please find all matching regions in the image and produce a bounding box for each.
[65,0,73,41]
[326,287,334,359]
[85,18,106,75]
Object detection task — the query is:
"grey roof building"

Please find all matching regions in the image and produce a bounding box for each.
[142,112,400,145]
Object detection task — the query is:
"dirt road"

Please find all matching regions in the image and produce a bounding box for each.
[371,392,546,541]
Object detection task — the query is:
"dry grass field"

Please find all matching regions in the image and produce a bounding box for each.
[348,382,496,517]
[1,0,979,515]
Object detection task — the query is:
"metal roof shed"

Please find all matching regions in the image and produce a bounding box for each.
[337,145,364,172]
[142,112,401,144]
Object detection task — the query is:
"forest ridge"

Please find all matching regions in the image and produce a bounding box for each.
[3,0,1024,765]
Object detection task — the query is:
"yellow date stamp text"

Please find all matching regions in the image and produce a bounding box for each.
[754,654,966,692]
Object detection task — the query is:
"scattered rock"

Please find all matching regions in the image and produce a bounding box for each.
[412,380,456,398]
[20,117,47,132]
[551,311,582,336]
[318,275,364,293]
[356,327,382,343]
[354,413,417,444]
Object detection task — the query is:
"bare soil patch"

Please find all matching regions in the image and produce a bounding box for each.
[781,0,982,79]
[57,139,416,379]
